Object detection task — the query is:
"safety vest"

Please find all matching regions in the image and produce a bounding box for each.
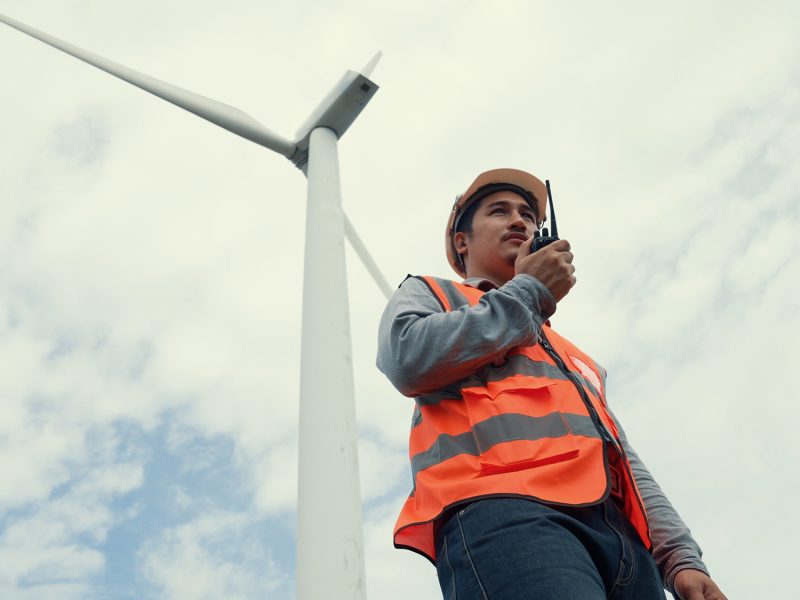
[393,276,652,562]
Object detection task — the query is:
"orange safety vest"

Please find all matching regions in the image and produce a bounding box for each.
[393,276,652,562]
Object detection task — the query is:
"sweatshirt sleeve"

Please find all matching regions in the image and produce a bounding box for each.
[376,274,556,397]
[609,409,710,596]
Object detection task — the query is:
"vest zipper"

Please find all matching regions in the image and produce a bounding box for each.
[539,331,651,544]
[538,331,617,449]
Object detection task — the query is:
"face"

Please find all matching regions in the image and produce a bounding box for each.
[454,191,539,285]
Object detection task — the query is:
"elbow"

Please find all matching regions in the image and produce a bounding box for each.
[378,354,430,397]
[377,315,439,397]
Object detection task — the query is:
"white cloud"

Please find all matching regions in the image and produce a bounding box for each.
[139,510,285,600]
[0,460,142,595]
[252,440,298,516]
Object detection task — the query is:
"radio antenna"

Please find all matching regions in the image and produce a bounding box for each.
[545,179,558,238]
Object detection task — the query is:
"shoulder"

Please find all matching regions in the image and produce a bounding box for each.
[382,275,448,317]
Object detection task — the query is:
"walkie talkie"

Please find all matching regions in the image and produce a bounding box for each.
[531,179,560,253]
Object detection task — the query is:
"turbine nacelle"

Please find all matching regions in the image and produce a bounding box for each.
[291,70,379,172]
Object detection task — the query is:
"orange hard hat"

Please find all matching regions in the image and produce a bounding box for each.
[445,168,548,277]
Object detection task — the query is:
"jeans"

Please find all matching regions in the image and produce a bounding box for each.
[434,497,666,600]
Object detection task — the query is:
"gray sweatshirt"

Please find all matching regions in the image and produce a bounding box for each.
[377,273,708,595]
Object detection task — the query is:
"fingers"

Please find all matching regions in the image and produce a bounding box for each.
[513,237,576,302]
[551,238,571,252]
[567,262,577,287]
[519,235,534,255]
[549,240,573,266]
[533,241,572,262]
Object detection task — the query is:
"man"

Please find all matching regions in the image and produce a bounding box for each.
[377,169,727,599]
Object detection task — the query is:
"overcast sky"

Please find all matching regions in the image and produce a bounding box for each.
[0,1,798,598]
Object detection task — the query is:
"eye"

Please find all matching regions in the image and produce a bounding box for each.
[522,213,535,222]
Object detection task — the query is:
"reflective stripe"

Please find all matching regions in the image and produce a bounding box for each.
[415,372,486,407]
[472,412,571,452]
[411,405,423,429]
[492,354,601,401]
[572,372,601,401]
[411,430,478,477]
[589,358,607,394]
[411,412,600,480]
[436,279,470,311]
[486,354,570,384]
[592,358,607,389]
[415,355,568,407]
[564,412,601,438]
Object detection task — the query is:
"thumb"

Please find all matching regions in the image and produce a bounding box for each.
[518,235,534,258]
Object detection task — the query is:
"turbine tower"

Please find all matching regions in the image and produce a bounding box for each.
[0,13,391,599]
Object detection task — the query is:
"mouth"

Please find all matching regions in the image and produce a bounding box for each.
[503,233,528,243]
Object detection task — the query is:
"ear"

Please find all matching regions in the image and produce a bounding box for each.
[453,231,468,258]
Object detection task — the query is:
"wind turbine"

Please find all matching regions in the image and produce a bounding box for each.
[0,13,392,599]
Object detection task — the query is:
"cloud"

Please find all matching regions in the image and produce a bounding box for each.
[0,457,142,596]
[50,109,112,167]
[139,509,286,600]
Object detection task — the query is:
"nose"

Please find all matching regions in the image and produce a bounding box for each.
[508,210,533,232]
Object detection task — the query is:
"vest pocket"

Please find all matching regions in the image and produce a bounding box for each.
[478,448,580,476]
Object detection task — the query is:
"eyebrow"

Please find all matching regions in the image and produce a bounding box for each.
[485,199,536,214]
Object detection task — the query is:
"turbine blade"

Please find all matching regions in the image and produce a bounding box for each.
[360,51,382,78]
[343,213,392,300]
[0,13,296,158]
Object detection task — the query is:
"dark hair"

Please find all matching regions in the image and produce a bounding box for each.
[455,199,481,236]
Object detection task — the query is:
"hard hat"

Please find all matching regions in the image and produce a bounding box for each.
[445,168,548,277]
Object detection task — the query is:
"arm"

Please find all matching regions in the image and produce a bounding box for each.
[609,410,725,598]
[376,274,556,396]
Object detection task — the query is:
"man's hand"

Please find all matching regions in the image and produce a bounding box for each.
[515,238,576,302]
[673,569,727,600]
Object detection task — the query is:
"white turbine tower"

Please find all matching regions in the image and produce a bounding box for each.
[0,13,392,599]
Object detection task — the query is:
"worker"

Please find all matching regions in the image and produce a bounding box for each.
[377,169,727,599]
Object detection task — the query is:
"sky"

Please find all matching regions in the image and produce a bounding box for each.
[0,1,798,598]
